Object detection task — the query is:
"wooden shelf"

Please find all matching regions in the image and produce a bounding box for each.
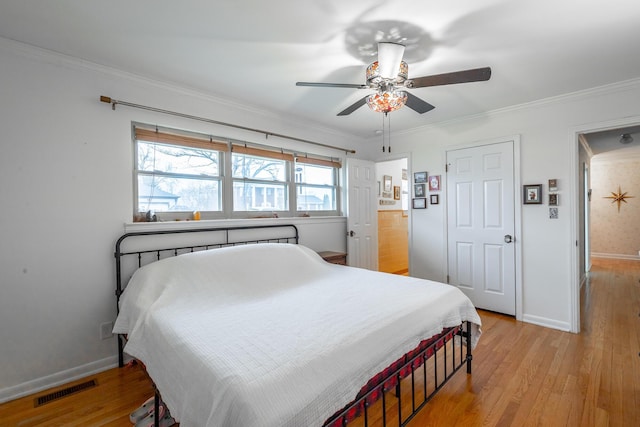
[317,251,347,265]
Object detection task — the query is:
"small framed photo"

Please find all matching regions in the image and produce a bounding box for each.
[414,171,428,183]
[412,198,427,209]
[549,207,559,219]
[393,186,401,200]
[383,175,392,192]
[523,184,542,204]
[430,194,439,205]
[414,184,425,197]
[548,179,558,191]
[428,175,441,191]
[549,193,558,206]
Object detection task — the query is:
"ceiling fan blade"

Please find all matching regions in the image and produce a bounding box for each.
[296,82,368,89]
[337,96,369,116]
[405,92,435,114]
[409,67,491,88]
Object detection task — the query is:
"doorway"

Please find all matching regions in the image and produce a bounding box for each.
[376,157,409,275]
[571,118,640,332]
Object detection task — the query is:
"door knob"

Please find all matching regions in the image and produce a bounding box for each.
[504,234,513,243]
[348,230,355,237]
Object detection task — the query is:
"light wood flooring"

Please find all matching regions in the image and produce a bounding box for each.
[1,257,638,426]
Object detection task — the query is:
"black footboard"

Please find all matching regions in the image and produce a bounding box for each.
[325,321,473,427]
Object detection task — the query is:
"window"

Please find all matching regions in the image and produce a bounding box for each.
[295,158,339,212]
[132,124,342,220]
[134,127,226,215]
[231,145,291,212]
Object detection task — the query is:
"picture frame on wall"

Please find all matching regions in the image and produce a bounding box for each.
[414,171,427,183]
[430,194,439,205]
[523,184,542,204]
[393,186,401,200]
[414,183,425,197]
[549,193,558,206]
[383,175,392,192]
[412,198,427,209]
[428,175,441,191]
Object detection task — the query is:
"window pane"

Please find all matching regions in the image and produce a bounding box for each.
[296,185,335,211]
[295,163,335,185]
[233,181,287,211]
[232,153,286,181]
[138,141,220,176]
[138,175,221,212]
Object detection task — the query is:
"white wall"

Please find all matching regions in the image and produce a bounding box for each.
[383,79,640,332]
[376,158,408,211]
[0,39,360,402]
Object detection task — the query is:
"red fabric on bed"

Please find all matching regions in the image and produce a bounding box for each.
[323,326,459,426]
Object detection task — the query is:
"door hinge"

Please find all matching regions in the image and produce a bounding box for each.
[447,274,450,283]
[445,163,448,173]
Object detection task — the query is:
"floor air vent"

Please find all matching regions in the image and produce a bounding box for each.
[34,379,97,407]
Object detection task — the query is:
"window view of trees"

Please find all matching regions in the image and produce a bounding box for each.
[232,153,288,211]
[295,163,336,211]
[137,141,221,212]
[134,126,340,218]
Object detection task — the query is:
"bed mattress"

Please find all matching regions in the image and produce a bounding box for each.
[113,243,481,427]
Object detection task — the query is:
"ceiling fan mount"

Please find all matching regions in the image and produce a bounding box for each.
[296,42,492,116]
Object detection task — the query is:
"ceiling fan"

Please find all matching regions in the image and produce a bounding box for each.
[296,42,491,116]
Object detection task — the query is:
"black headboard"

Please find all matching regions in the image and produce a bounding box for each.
[113,223,299,366]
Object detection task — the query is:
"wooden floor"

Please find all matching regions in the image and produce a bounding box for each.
[1,258,638,426]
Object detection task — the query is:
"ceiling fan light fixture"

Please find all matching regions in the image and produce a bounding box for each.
[366,60,408,87]
[619,133,634,144]
[366,90,407,113]
[377,42,406,79]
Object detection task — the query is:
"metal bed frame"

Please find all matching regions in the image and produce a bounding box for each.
[113,224,472,427]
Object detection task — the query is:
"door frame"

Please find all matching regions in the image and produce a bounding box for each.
[569,114,640,333]
[444,135,523,321]
[373,150,413,273]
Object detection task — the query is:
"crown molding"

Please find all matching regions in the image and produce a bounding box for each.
[0,36,364,147]
[396,77,640,138]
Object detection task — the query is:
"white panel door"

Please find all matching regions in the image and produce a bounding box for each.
[447,141,516,315]
[346,158,378,270]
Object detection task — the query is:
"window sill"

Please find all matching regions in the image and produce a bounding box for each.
[124,216,346,234]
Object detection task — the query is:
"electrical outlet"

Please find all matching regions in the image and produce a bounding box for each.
[100,321,114,340]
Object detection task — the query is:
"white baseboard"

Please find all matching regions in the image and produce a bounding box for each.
[591,252,640,261]
[522,314,572,332]
[0,356,118,404]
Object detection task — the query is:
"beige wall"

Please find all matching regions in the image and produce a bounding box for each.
[590,158,640,258]
[378,210,408,274]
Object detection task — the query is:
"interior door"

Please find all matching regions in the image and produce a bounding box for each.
[446,141,516,315]
[346,158,378,270]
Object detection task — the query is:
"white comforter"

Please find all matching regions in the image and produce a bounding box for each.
[114,243,481,427]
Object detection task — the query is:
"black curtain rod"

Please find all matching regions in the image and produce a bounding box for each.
[99,96,356,154]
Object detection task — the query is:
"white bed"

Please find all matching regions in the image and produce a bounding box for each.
[114,242,481,427]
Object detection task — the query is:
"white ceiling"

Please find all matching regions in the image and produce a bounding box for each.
[2,0,640,144]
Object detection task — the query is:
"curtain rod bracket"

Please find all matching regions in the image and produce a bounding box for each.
[99,95,356,154]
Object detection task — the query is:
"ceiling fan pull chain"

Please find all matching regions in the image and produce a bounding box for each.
[382,112,386,152]
[388,112,391,153]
